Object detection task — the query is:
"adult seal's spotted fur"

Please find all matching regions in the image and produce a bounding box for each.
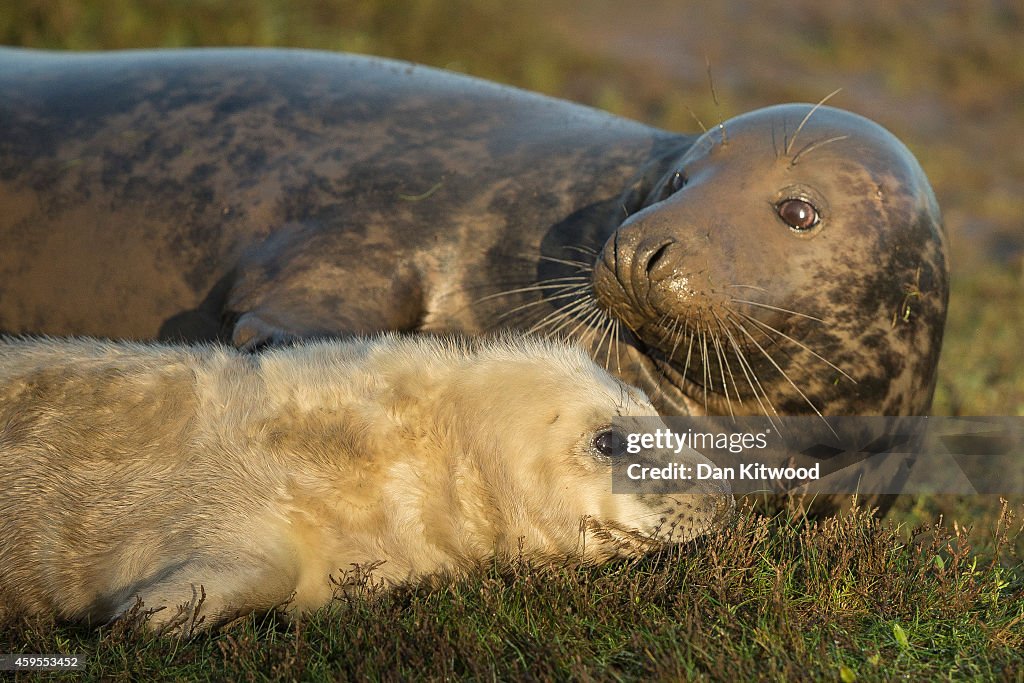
[0,334,733,633]
[0,48,948,424]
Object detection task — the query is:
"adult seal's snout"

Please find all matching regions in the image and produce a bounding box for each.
[594,224,725,334]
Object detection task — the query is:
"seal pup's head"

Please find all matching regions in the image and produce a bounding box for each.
[590,104,948,419]
[413,335,734,564]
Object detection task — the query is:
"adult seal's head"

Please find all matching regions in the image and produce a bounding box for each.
[591,104,948,418]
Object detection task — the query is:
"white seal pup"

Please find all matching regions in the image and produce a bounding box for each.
[0,335,732,633]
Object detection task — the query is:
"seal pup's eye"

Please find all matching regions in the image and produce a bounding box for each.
[776,198,820,231]
[592,429,627,458]
[669,171,688,193]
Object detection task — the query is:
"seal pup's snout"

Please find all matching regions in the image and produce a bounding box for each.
[622,438,736,545]
[709,482,738,525]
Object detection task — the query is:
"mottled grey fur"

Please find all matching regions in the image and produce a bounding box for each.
[0,48,948,427]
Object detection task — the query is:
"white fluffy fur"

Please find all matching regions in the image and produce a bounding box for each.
[0,334,731,632]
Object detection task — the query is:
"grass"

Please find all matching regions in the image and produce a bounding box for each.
[2,504,1021,681]
[934,261,1024,417]
[1,0,1022,679]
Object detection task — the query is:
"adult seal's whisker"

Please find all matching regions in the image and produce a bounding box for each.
[527,296,595,337]
[564,305,604,345]
[729,319,828,420]
[711,311,746,411]
[475,277,591,303]
[784,88,843,155]
[728,298,827,324]
[489,284,592,326]
[562,244,600,257]
[734,310,855,381]
[547,300,602,341]
[536,254,595,271]
[790,134,851,166]
[721,318,781,424]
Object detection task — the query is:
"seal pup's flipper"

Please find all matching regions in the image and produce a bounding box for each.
[109,566,296,635]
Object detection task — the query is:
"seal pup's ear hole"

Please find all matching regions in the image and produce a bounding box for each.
[592,428,627,458]
[776,198,820,232]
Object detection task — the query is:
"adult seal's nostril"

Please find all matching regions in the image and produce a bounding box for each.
[641,240,675,278]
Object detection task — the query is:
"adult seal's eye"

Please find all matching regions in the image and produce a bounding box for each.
[592,429,626,457]
[670,171,687,193]
[777,198,820,231]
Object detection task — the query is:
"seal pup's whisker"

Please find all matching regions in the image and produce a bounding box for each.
[784,88,843,155]
[735,311,855,382]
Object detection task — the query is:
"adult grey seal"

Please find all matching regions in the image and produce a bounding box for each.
[0,334,733,633]
[0,48,948,421]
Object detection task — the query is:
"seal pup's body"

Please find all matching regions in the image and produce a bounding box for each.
[0,335,731,632]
